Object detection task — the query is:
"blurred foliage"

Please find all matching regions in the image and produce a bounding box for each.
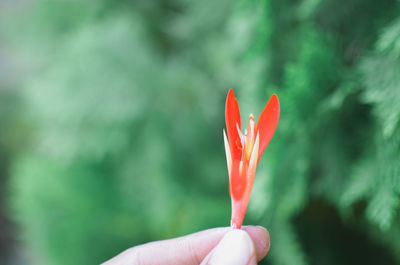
[0,0,400,264]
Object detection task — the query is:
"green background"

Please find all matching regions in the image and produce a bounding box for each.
[0,0,400,264]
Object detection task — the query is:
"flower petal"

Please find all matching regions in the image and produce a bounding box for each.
[230,197,247,229]
[230,160,246,200]
[230,134,258,229]
[256,94,280,163]
[225,88,242,162]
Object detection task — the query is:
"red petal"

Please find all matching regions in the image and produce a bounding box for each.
[225,89,242,162]
[230,197,247,229]
[256,94,280,163]
[230,160,246,200]
[230,155,257,228]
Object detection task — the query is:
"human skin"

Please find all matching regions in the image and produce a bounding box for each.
[102,226,270,265]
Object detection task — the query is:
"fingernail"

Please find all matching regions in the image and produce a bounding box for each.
[207,229,256,265]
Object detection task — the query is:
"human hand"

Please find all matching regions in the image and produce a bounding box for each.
[102,226,270,265]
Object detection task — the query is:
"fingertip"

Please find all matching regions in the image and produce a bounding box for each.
[202,229,256,265]
[242,225,270,261]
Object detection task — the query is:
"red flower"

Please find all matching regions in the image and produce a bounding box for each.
[224,88,280,228]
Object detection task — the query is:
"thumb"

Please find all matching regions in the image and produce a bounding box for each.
[201,229,257,265]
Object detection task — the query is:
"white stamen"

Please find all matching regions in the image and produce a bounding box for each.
[248,114,255,141]
[239,161,243,175]
[236,123,246,148]
[223,129,232,177]
[248,132,259,178]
